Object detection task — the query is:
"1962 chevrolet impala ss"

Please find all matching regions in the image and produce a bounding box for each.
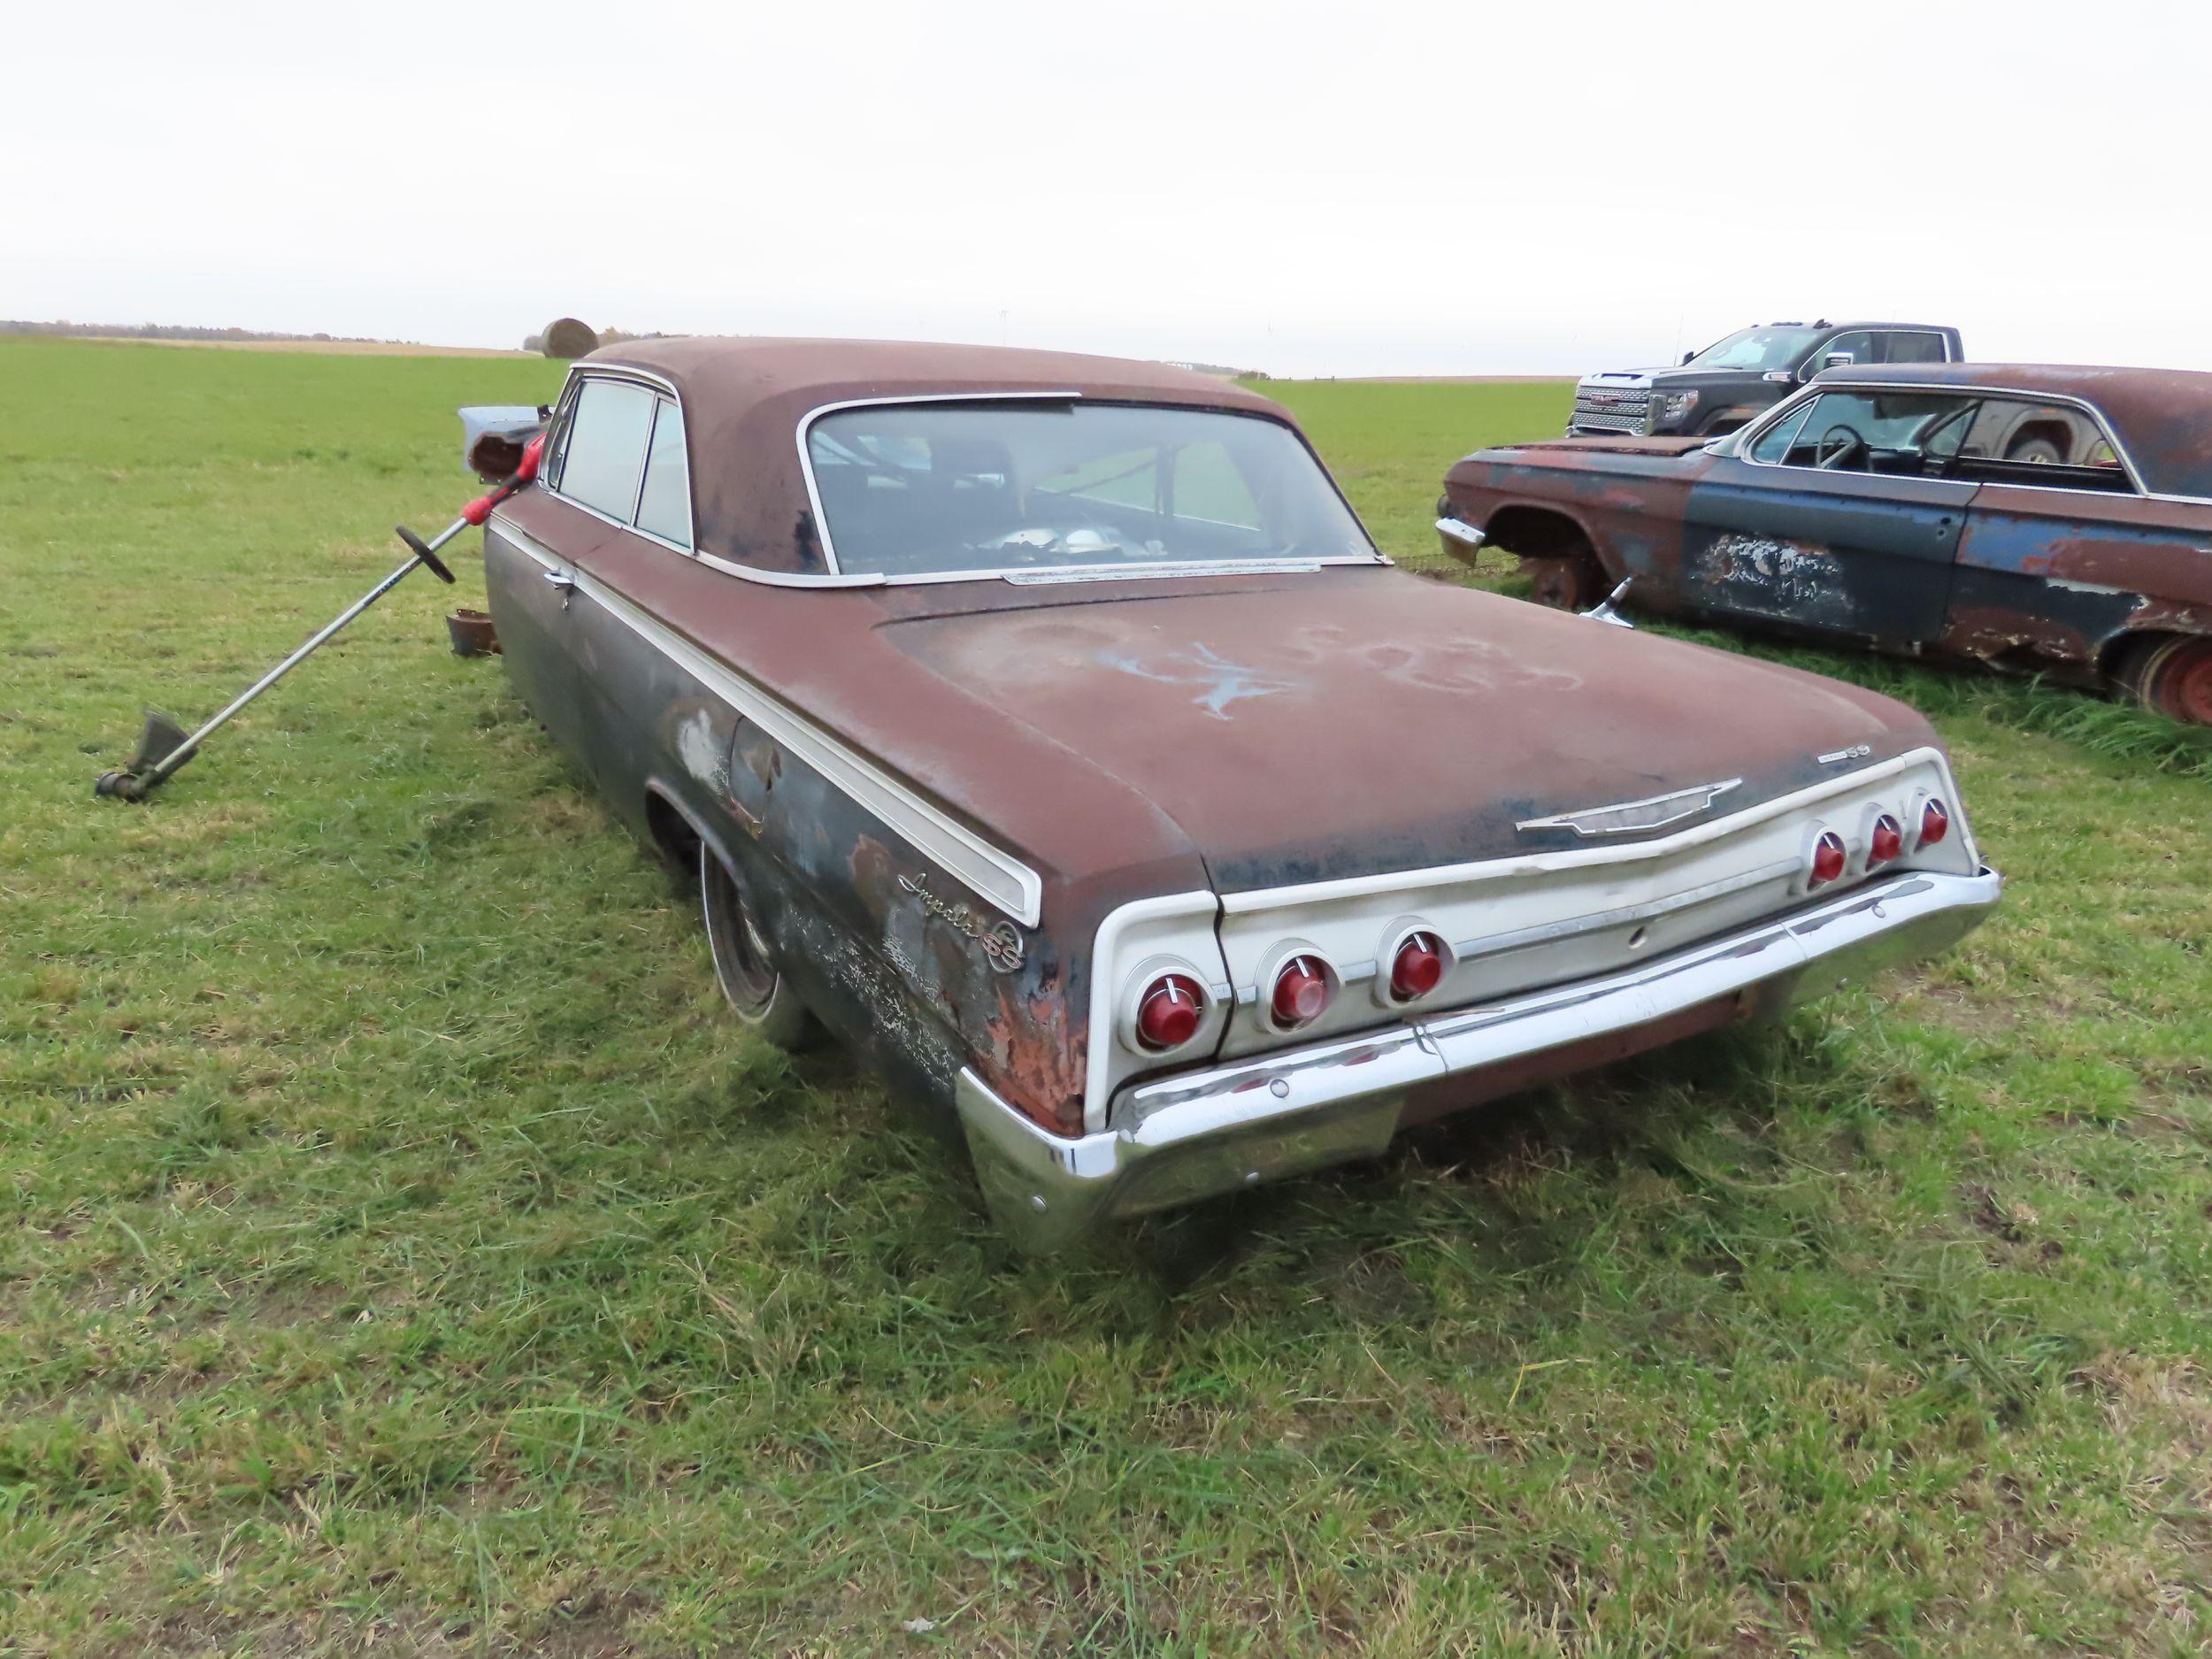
[1440,364,2212,726]
[477,337,2000,1250]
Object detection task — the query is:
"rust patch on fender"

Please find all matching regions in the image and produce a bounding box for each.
[979,977,1087,1138]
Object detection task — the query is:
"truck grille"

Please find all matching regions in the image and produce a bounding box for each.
[1570,388,1652,434]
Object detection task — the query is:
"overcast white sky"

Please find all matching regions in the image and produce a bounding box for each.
[9,1,2207,377]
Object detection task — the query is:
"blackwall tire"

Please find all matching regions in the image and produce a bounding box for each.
[700,842,820,1050]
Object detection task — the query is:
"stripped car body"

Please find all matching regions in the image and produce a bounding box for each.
[1442,364,2212,725]
[480,337,1999,1250]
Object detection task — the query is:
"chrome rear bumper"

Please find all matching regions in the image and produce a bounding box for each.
[958,865,2001,1252]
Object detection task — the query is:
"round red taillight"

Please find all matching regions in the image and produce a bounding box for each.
[1271,956,1333,1028]
[1135,972,1205,1052]
[1918,798,1950,849]
[1869,814,1904,867]
[1809,830,1847,887]
[1390,932,1447,1002]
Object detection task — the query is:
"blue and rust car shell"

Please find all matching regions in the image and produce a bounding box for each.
[1441,364,2212,725]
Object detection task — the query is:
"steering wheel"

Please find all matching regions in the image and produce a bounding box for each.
[1814,425,1867,471]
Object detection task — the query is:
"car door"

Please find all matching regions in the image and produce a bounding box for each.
[1673,388,1980,644]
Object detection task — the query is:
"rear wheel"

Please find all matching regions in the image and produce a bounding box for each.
[2005,434,2065,465]
[2115,634,2212,726]
[700,841,819,1048]
[1524,552,1607,612]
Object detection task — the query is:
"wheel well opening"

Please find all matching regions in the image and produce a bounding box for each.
[1484,506,1594,563]
[2004,421,2072,457]
[645,789,703,872]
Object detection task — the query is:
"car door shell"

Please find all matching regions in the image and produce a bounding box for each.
[1676,453,1972,644]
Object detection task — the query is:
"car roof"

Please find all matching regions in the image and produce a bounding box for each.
[1807,362,2212,499]
[574,336,1294,577]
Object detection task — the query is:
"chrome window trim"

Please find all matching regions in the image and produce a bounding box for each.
[546,368,695,535]
[545,367,701,555]
[795,391,1388,585]
[1734,380,2155,498]
[491,511,1045,926]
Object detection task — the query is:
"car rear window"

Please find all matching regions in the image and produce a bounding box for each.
[804,402,1375,578]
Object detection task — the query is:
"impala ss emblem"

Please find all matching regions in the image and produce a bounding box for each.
[1517,778,1742,839]
[898,872,1025,972]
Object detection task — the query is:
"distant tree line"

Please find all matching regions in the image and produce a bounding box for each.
[1,319,383,344]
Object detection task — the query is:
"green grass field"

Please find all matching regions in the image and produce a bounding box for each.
[4,337,2210,1657]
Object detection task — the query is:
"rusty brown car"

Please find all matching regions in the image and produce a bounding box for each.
[477,337,2000,1250]
[1440,364,2212,726]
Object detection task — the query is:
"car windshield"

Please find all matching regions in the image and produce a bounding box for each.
[1686,326,1824,373]
[805,401,1376,578]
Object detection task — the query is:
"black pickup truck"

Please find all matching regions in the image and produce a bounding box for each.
[1568,320,1963,439]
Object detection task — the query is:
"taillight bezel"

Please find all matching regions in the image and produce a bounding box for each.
[1867,812,1904,869]
[1257,943,1340,1033]
[1807,828,1848,889]
[1916,795,1951,852]
[1117,958,1215,1058]
[1374,920,1455,1008]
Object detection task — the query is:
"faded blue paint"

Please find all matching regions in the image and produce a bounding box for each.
[1100,641,1295,720]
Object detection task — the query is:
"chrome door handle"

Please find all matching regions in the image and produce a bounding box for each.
[543,569,578,600]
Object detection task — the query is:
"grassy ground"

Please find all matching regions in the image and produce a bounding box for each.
[3,337,2209,1656]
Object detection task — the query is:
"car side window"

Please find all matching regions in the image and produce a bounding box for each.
[1953,398,2135,491]
[634,398,692,546]
[1881,332,1948,365]
[1750,390,1978,474]
[557,380,657,521]
[1748,400,1816,463]
[1810,332,1875,374]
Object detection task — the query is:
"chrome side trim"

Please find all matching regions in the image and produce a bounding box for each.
[490,513,1045,926]
[1219,747,1968,914]
[1003,558,1329,585]
[962,864,2003,1251]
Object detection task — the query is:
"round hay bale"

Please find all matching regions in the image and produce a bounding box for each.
[541,318,599,359]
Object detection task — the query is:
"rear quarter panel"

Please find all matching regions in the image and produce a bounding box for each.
[1946,488,2212,675]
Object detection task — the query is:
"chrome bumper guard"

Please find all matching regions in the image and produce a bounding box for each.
[1434,516,1486,554]
[959,865,2001,1252]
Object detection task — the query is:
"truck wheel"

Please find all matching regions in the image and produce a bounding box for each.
[2004,435,2064,465]
[2116,634,2212,726]
[1524,552,1606,612]
[700,842,821,1049]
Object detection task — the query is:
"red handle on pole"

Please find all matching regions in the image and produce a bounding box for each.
[460,434,546,526]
